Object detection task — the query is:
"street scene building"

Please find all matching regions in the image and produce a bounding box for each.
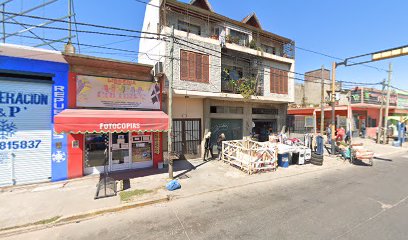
[138,0,295,158]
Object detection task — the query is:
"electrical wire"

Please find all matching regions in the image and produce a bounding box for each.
[0,10,165,36]
[2,20,167,40]
[0,9,389,73]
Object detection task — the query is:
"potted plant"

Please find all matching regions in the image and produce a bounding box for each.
[210,34,219,40]
[249,39,257,50]
[225,34,232,43]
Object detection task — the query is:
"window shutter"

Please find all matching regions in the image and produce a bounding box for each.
[188,52,196,81]
[202,55,209,83]
[283,70,288,94]
[196,54,202,82]
[180,50,188,80]
[270,68,274,93]
[279,70,284,94]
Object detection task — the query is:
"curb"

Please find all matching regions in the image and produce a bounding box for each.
[0,157,377,237]
[0,196,170,238]
[0,160,345,237]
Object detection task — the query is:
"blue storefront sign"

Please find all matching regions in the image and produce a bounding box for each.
[0,54,69,183]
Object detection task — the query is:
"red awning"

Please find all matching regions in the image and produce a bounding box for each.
[54,109,169,134]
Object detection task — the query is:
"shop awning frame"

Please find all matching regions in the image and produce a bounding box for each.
[54,109,169,134]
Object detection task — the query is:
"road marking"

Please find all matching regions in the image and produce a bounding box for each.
[331,193,408,239]
[171,206,191,240]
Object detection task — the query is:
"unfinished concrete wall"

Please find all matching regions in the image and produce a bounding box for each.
[304,69,331,106]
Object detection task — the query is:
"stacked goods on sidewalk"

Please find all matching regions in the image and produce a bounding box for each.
[221,134,322,174]
[351,143,374,166]
[221,139,278,174]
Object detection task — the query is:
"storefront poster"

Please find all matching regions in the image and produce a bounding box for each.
[397,94,408,109]
[76,75,160,109]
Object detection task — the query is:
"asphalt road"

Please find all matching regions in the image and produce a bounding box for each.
[5,152,408,240]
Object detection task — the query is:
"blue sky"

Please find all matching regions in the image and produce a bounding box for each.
[3,0,408,89]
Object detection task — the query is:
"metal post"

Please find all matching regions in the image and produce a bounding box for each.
[168,26,174,179]
[377,79,386,143]
[331,62,336,155]
[2,4,5,43]
[320,65,325,134]
[383,63,392,144]
[348,90,352,144]
[68,0,72,42]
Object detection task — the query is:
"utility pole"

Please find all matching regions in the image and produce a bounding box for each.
[383,63,392,144]
[320,65,325,135]
[377,79,386,143]
[2,3,5,43]
[168,26,174,179]
[331,62,336,155]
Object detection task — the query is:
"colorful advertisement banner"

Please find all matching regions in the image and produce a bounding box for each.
[76,75,160,110]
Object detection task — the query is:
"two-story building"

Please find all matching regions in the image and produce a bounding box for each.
[139,0,295,158]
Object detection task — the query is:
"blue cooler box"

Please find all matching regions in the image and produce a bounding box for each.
[278,153,289,168]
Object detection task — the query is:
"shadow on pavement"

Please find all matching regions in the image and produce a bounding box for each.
[373,157,393,162]
[100,160,197,181]
[174,159,212,179]
[352,159,373,167]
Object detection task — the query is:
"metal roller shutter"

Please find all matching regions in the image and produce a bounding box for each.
[0,79,52,186]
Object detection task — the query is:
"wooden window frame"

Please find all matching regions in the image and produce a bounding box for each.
[270,68,288,94]
[180,50,209,83]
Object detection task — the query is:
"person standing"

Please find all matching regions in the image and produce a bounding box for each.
[203,132,214,161]
[217,133,226,160]
[326,124,332,144]
[361,121,366,139]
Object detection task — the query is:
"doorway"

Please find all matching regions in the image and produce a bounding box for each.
[84,132,153,175]
[172,119,202,158]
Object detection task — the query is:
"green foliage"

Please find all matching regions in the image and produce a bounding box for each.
[119,189,153,202]
[248,39,258,50]
[228,76,257,99]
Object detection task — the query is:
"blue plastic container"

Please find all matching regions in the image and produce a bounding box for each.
[278,153,289,168]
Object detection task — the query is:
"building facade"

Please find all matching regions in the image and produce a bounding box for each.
[55,54,167,178]
[139,0,296,158]
[288,87,408,138]
[0,44,69,186]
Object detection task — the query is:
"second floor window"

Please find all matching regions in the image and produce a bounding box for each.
[180,50,209,83]
[270,68,288,94]
[261,44,276,55]
[178,20,201,36]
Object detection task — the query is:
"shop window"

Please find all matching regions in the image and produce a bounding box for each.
[85,133,108,168]
[111,133,129,165]
[270,68,288,94]
[180,50,209,83]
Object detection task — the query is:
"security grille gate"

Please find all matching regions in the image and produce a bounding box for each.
[172,119,201,158]
[0,78,52,186]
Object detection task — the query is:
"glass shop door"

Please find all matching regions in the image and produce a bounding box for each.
[131,135,153,169]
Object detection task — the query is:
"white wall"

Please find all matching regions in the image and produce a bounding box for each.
[138,0,165,66]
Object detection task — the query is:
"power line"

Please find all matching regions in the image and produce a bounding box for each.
[2,20,167,40]
[134,0,160,8]
[1,9,388,73]
[0,10,165,36]
[173,38,381,86]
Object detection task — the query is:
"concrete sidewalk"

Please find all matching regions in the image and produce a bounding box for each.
[351,137,408,157]
[0,140,404,235]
